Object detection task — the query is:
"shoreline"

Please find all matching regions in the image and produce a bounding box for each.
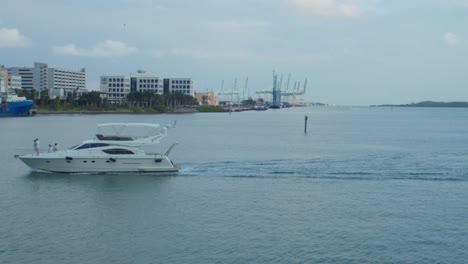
[35,108,200,115]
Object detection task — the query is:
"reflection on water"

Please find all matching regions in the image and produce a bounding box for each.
[24,171,176,191]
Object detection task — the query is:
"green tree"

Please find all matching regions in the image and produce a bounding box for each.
[79,91,102,107]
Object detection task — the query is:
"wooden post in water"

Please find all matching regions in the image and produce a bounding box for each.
[304,115,308,134]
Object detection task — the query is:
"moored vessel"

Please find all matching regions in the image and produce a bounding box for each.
[0,92,34,116]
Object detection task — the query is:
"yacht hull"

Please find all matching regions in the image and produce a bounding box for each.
[19,155,179,173]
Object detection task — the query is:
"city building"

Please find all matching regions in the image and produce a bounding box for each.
[163,78,195,97]
[6,62,86,95]
[100,76,130,104]
[100,72,196,104]
[7,62,47,91]
[0,65,22,92]
[6,66,33,91]
[7,75,22,90]
[0,70,6,93]
[48,67,86,94]
[195,92,217,105]
[130,70,163,94]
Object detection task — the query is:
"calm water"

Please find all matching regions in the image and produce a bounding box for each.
[1,107,468,263]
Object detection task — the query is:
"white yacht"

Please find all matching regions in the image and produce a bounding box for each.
[16,123,179,173]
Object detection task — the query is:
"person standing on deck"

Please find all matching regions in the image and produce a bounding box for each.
[33,138,40,156]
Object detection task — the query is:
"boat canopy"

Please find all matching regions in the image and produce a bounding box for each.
[94,122,175,146]
[98,123,160,129]
[97,123,161,136]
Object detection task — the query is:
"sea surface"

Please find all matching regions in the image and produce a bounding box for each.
[1,107,467,263]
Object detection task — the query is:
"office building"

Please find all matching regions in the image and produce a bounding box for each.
[0,71,5,93]
[6,62,86,93]
[100,72,196,104]
[0,67,21,92]
[48,67,86,94]
[8,75,22,90]
[130,71,163,94]
[163,78,194,97]
[100,76,130,104]
[7,62,47,91]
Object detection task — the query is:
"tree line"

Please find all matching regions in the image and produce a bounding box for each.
[16,89,198,109]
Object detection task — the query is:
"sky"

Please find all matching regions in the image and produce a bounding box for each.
[1,0,468,105]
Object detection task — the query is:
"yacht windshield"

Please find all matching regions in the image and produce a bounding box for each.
[75,143,110,150]
[102,149,135,155]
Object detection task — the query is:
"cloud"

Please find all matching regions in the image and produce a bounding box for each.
[443,32,462,46]
[54,44,81,56]
[0,28,29,47]
[53,40,138,57]
[289,0,363,18]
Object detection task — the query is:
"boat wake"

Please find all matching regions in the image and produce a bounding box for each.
[179,156,468,182]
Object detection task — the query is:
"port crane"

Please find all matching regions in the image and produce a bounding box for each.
[255,71,307,106]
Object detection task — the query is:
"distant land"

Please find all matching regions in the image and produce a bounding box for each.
[371,101,468,108]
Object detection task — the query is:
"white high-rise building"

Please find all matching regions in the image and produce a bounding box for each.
[130,71,163,94]
[7,67,33,91]
[0,65,21,92]
[100,76,130,104]
[0,76,4,93]
[7,62,85,93]
[48,67,86,93]
[100,73,195,105]
[8,75,22,90]
[164,78,194,97]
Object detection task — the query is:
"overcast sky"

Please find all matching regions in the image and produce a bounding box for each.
[1,0,468,105]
